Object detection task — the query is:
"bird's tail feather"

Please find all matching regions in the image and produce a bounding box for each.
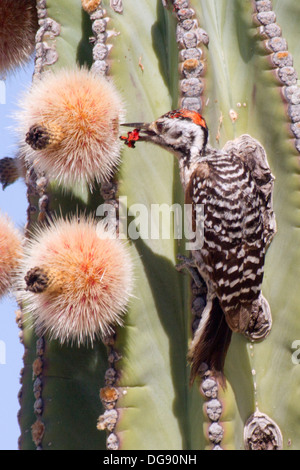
[188,297,232,387]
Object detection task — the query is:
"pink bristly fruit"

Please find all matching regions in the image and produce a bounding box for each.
[17,67,125,189]
[17,216,133,345]
[0,212,23,297]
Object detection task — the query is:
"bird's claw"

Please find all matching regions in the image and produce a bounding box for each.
[175,254,202,287]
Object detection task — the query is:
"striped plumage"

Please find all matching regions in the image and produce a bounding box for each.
[186,147,274,384]
[120,109,276,385]
[187,152,265,330]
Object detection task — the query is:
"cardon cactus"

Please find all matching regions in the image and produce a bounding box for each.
[0,0,300,451]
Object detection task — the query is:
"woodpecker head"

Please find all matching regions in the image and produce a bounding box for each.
[120,109,209,161]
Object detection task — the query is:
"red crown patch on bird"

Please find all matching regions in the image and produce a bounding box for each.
[164,109,208,129]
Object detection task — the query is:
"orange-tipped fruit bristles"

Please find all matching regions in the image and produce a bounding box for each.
[0,212,23,297]
[17,67,125,189]
[16,215,134,345]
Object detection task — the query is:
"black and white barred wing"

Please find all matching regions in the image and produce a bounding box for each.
[222,134,276,248]
[186,152,268,334]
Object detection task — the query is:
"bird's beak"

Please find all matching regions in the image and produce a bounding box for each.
[120,122,148,130]
[120,122,156,148]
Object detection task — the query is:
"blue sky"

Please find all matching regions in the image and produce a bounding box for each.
[0,61,33,450]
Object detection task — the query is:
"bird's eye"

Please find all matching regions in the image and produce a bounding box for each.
[171,130,183,139]
[156,121,164,134]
